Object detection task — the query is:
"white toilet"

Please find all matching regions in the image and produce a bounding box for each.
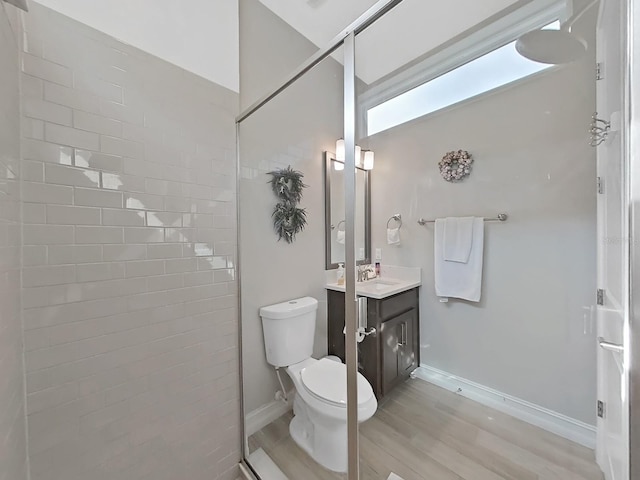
[260,296,377,473]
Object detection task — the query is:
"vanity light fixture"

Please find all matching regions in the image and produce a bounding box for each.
[363,150,374,170]
[336,139,346,161]
[335,139,368,169]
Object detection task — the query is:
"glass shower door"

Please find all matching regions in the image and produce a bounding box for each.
[237,42,350,479]
[353,0,608,478]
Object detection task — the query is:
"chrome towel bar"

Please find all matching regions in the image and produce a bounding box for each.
[417,213,508,225]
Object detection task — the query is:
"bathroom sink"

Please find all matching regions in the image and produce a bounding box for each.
[327,278,398,290]
[325,267,421,299]
[358,279,399,291]
[368,279,398,286]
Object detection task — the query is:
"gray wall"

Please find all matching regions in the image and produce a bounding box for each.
[239,0,343,413]
[0,4,28,480]
[240,0,325,112]
[19,5,240,479]
[368,32,597,423]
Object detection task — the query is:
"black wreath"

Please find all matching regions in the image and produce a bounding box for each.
[268,166,307,203]
[267,166,308,243]
[439,150,473,182]
[271,203,307,244]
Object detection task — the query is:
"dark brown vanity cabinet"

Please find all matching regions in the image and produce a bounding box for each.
[327,288,419,400]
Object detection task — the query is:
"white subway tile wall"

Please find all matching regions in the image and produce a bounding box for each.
[20,5,240,480]
[0,4,28,480]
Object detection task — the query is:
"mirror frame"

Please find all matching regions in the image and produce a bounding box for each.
[323,151,371,269]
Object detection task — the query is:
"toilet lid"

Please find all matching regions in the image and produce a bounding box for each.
[300,358,374,407]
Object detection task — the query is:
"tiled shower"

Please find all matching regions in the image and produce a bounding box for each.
[0,4,27,480]
[1,3,241,480]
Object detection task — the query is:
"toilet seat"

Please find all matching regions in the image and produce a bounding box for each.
[300,358,374,407]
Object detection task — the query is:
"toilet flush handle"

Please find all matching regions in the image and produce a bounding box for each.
[598,337,624,354]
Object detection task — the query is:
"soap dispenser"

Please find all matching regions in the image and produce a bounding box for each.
[337,263,345,286]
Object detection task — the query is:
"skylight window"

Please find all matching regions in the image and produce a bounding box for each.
[366,22,560,136]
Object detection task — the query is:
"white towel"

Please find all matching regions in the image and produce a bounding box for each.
[443,216,474,263]
[387,227,400,245]
[434,217,484,302]
[336,230,345,245]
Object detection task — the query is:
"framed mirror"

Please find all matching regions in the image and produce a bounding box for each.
[324,151,371,269]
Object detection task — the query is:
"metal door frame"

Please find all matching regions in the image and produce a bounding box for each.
[627,0,640,478]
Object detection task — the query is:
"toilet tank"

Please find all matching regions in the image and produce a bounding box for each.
[260,297,318,367]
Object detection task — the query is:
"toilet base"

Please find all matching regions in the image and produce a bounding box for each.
[288,394,349,473]
[283,359,378,473]
[289,413,349,473]
[289,415,312,457]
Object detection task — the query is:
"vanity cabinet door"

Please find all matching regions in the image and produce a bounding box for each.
[397,309,418,376]
[380,314,401,396]
[380,309,418,396]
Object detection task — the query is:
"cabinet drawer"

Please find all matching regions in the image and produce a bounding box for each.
[378,288,418,321]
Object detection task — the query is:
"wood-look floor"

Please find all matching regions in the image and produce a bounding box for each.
[248,378,604,480]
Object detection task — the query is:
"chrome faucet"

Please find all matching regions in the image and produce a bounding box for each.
[357,264,376,282]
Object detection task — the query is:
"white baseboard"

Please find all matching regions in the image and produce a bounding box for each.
[248,448,289,480]
[245,392,293,437]
[415,364,596,449]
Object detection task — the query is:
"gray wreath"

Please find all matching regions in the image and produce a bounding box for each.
[439,150,473,182]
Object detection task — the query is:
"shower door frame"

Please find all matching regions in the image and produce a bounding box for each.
[628,1,640,479]
[235,1,404,479]
[235,0,640,478]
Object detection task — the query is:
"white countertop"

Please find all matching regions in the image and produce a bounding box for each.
[325,265,421,299]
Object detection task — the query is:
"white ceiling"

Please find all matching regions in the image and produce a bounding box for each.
[28,0,527,91]
[32,0,239,92]
[256,0,379,46]
[257,0,522,84]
